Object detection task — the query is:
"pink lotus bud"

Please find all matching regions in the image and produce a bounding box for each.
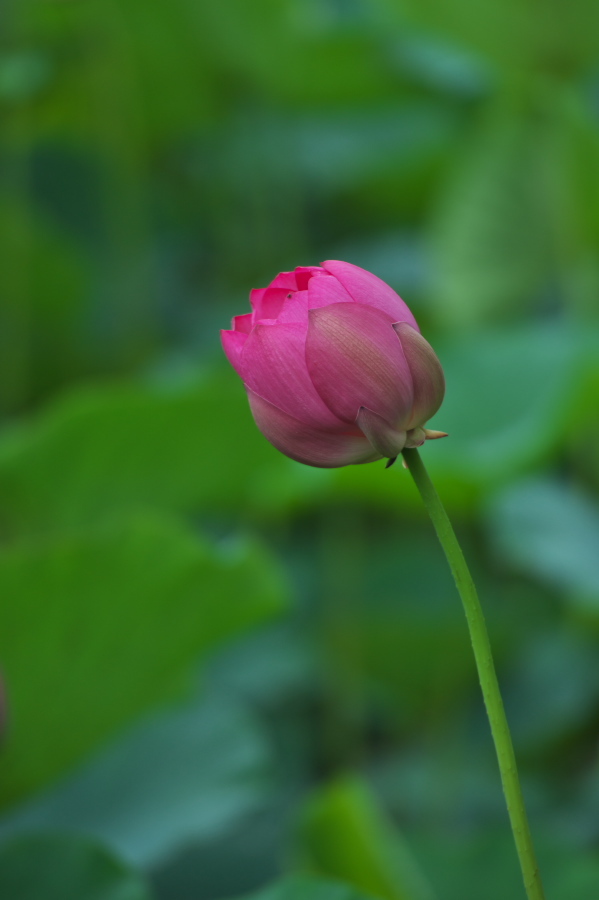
[221,261,446,467]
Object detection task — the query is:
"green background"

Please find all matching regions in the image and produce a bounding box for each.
[1,1,599,898]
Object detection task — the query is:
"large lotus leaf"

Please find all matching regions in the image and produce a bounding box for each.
[485,476,599,610]
[0,368,297,538]
[427,325,588,484]
[501,629,599,751]
[429,108,550,328]
[0,695,273,868]
[0,514,286,808]
[390,0,599,74]
[0,833,153,900]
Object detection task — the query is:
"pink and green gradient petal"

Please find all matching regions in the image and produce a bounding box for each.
[247,390,380,468]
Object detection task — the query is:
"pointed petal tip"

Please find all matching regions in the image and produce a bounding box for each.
[221,328,247,376]
[233,313,253,334]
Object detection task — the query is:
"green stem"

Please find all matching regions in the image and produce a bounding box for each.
[401,447,545,900]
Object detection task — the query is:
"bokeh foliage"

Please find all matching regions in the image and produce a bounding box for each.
[1,1,599,898]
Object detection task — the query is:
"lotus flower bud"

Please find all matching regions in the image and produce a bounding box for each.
[221,260,446,467]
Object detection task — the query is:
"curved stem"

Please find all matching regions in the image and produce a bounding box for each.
[401,447,545,900]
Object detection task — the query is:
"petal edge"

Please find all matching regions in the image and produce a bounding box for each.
[221,329,247,376]
[241,322,341,428]
[394,323,445,429]
[322,260,419,328]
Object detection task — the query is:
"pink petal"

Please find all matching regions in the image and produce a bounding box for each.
[307,273,354,310]
[306,302,414,427]
[356,407,407,458]
[247,389,380,468]
[249,288,266,316]
[251,287,289,322]
[322,260,419,329]
[241,321,341,428]
[394,323,445,429]
[269,271,299,290]
[233,314,253,334]
[221,329,247,376]
[276,290,310,324]
[294,266,324,290]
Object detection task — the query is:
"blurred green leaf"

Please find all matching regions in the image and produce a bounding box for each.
[293,106,459,192]
[0,203,90,412]
[19,0,396,145]
[369,746,506,834]
[394,31,493,97]
[0,833,152,900]
[0,695,273,868]
[428,324,594,486]
[385,0,532,72]
[243,875,377,900]
[503,629,599,750]
[0,368,301,537]
[313,524,473,728]
[413,827,599,900]
[430,107,550,327]
[0,514,286,807]
[0,52,51,103]
[391,0,599,74]
[296,776,436,900]
[485,476,599,609]
[543,85,599,317]
[152,805,285,900]
[16,0,213,141]
[207,622,317,707]
[196,2,398,108]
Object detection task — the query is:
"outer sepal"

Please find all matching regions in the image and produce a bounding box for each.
[356,407,406,458]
